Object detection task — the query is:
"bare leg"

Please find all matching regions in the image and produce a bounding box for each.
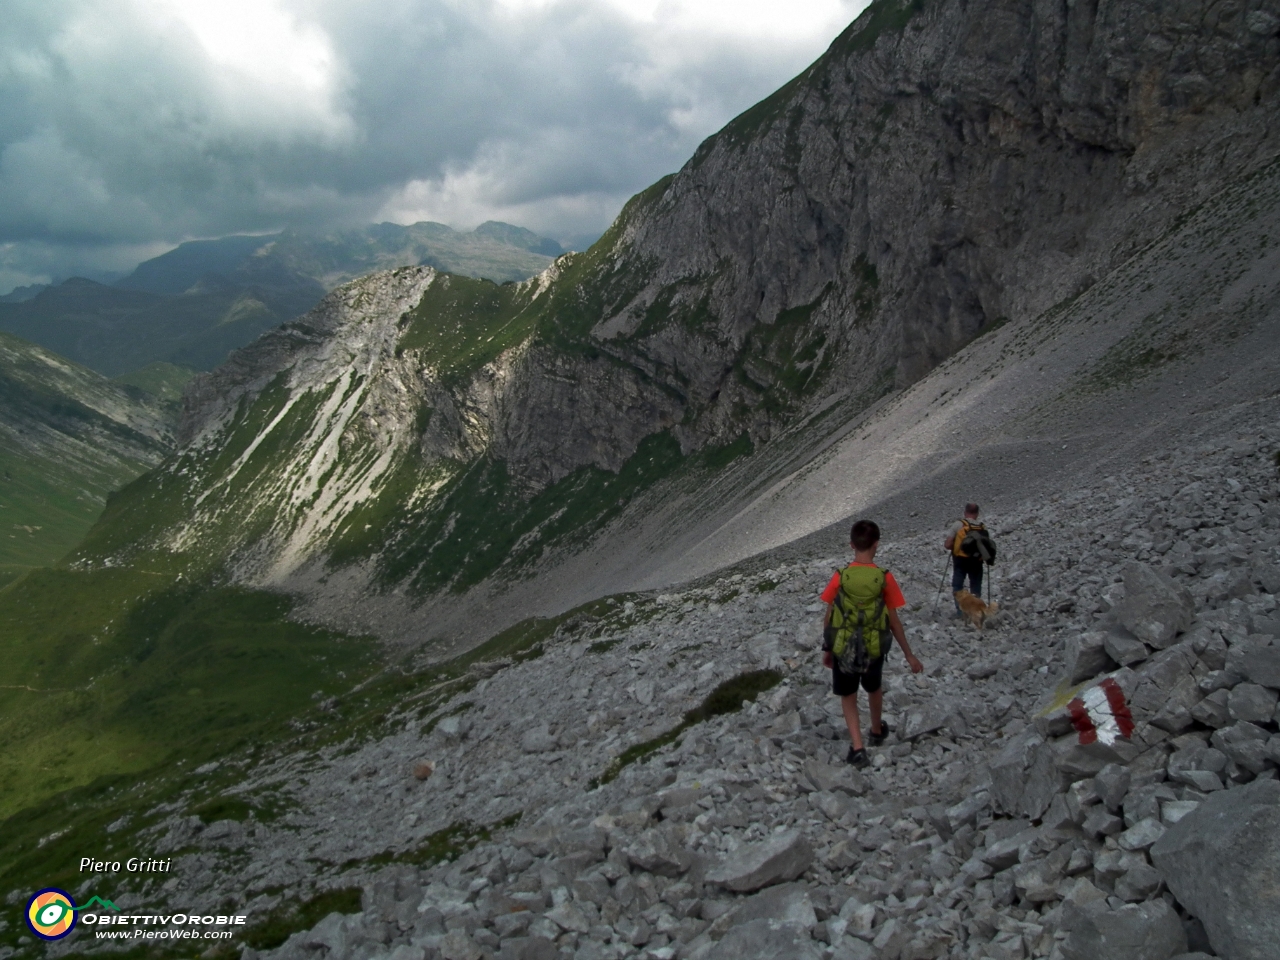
[869,689,884,736]
[841,693,864,750]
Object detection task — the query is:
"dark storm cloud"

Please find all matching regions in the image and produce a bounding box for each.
[0,0,867,290]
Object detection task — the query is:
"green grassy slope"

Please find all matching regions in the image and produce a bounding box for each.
[0,333,172,576]
[0,569,379,821]
[113,361,198,403]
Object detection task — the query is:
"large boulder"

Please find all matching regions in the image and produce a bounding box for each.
[1115,563,1194,649]
[1060,898,1187,960]
[1150,779,1280,960]
[705,829,813,892]
[989,728,1060,819]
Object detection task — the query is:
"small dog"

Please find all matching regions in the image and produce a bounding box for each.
[955,589,998,630]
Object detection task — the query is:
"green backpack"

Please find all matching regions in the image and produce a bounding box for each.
[826,565,889,673]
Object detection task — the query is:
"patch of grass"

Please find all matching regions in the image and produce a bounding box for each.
[243,886,364,950]
[191,795,253,823]
[851,256,880,321]
[587,638,622,654]
[350,813,523,872]
[733,285,834,413]
[830,0,927,56]
[753,579,779,593]
[113,362,197,403]
[592,669,783,786]
[1080,312,1191,392]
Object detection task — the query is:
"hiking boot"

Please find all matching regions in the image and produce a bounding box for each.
[846,746,869,768]
[868,721,892,747]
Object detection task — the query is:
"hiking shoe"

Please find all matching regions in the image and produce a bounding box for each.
[846,746,869,768]
[868,721,892,747]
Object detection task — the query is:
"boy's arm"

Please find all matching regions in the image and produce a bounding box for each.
[887,607,923,673]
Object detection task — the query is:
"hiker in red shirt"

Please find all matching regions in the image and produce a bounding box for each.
[820,519,923,767]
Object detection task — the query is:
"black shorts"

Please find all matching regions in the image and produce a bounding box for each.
[832,656,885,696]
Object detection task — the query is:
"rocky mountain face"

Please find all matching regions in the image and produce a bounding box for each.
[0,331,172,575]
[602,0,1280,437]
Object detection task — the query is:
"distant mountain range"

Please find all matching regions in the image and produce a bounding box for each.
[0,221,567,377]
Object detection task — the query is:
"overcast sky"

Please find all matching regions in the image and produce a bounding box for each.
[0,0,870,292]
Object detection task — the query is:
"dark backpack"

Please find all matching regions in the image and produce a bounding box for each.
[955,520,997,565]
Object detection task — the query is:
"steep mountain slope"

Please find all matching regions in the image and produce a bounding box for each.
[0,332,172,579]
[63,0,1280,641]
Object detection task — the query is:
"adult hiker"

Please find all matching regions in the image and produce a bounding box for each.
[820,519,924,768]
[945,502,993,611]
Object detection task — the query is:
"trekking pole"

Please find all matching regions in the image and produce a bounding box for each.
[931,560,950,615]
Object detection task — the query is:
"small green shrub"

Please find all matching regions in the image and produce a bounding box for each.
[243,887,363,950]
[593,669,783,786]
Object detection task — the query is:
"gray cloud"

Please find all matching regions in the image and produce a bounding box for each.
[0,0,868,291]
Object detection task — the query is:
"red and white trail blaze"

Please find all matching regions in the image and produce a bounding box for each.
[1068,678,1135,746]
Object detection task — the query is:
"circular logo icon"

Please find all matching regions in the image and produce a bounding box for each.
[27,888,77,940]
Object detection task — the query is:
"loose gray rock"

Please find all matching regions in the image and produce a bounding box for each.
[1228,683,1279,724]
[1061,898,1188,960]
[495,937,558,960]
[993,734,1045,800]
[1114,861,1164,901]
[1095,763,1131,811]
[1116,563,1193,649]
[802,759,863,796]
[622,827,689,877]
[705,828,814,892]
[1066,632,1117,684]
[705,918,823,960]
[1118,817,1166,851]
[1151,780,1280,960]
[736,882,817,928]
[520,726,558,754]
[831,939,877,960]
[1237,643,1280,689]
[1104,627,1151,667]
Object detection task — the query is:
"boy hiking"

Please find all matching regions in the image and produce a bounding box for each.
[821,520,923,767]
